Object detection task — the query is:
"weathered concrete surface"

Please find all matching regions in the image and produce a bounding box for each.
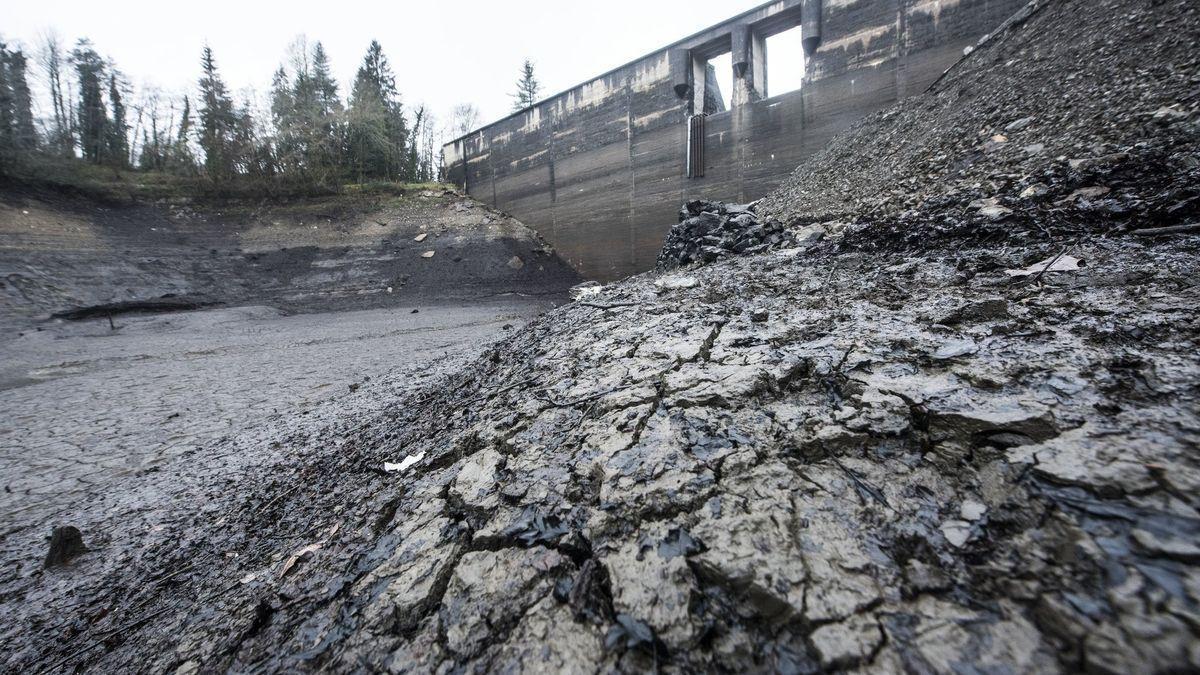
[444,0,1024,280]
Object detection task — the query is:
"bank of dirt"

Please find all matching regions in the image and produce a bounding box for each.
[0,184,580,333]
[2,0,1198,672]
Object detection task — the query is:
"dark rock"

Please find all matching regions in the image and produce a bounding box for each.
[44,526,88,568]
[938,298,1010,324]
[657,528,701,560]
[568,559,614,625]
[658,200,794,270]
[503,508,571,548]
[605,613,668,657]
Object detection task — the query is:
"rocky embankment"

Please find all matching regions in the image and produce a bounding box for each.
[0,186,579,332]
[2,0,1198,672]
[758,0,1199,248]
[657,200,793,269]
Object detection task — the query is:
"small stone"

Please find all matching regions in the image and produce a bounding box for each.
[421,251,436,259]
[978,204,1013,220]
[1020,183,1049,199]
[570,281,603,301]
[933,338,977,361]
[414,233,428,242]
[45,526,88,567]
[942,520,973,548]
[507,255,525,270]
[657,199,792,269]
[1005,117,1034,132]
[1132,529,1200,560]
[964,298,1009,320]
[960,500,988,521]
[1023,143,1045,155]
[1151,106,1189,124]
[750,310,769,323]
[793,224,826,246]
[654,275,698,292]
[1065,186,1110,201]
[1067,154,1127,171]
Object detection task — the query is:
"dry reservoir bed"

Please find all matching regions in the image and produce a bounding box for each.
[0,299,552,533]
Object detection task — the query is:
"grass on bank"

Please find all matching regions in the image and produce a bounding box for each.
[1,156,450,207]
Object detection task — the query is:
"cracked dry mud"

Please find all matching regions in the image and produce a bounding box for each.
[9,234,1195,673]
[3,0,1199,671]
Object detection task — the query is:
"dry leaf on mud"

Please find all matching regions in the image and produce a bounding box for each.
[279,543,322,578]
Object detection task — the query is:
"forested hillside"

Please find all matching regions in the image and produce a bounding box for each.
[0,34,451,194]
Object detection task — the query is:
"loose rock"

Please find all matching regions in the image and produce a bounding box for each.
[657,200,794,269]
[44,526,88,568]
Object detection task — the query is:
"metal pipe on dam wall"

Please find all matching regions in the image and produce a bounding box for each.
[444,0,1027,282]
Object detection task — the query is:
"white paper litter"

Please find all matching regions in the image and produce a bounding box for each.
[384,451,427,474]
[1005,255,1082,277]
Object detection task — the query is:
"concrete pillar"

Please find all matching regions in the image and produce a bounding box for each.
[732,24,767,106]
[802,0,823,57]
[670,49,692,101]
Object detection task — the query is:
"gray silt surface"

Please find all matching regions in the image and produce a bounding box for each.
[0,299,552,531]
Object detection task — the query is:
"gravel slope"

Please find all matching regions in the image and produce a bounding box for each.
[759,0,1199,247]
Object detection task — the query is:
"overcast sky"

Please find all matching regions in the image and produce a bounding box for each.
[3,0,787,134]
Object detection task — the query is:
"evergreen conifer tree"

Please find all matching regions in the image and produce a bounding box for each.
[309,41,342,176]
[197,45,236,178]
[106,73,129,166]
[346,40,408,181]
[512,58,540,112]
[0,42,14,160]
[269,64,298,172]
[71,39,108,163]
[9,49,37,153]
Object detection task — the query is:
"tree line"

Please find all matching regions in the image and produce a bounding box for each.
[0,34,442,189]
[0,40,39,164]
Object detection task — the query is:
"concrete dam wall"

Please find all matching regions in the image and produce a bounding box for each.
[443,0,1025,281]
